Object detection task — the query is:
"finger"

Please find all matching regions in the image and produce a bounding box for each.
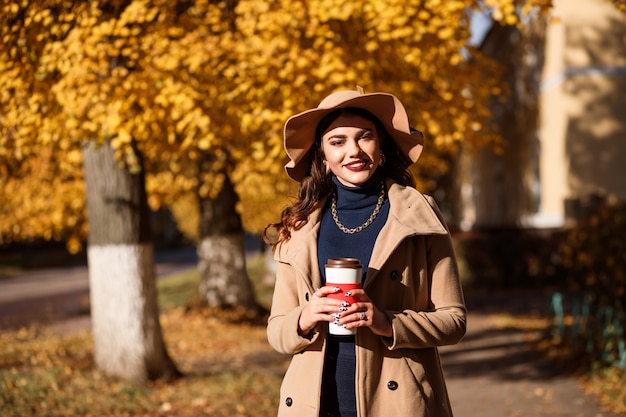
[315,312,336,323]
[340,310,370,329]
[347,288,370,301]
[310,298,344,316]
[313,286,341,298]
[343,301,369,314]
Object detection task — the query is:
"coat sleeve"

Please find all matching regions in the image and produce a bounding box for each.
[266,261,321,355]
[383,198,467,350]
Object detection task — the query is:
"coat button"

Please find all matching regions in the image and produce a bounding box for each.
[387,380,399,390]
[285,397,293,407]
[305,292,310,301]
[390,270,401,280]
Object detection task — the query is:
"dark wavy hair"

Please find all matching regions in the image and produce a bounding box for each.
[264,107,415,250]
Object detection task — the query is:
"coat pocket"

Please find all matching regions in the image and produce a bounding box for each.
[277,352,323,417]
[402,347,452,417]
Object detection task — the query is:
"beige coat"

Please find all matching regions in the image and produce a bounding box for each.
[267,180,467,417]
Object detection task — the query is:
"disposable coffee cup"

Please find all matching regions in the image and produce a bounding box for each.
[325,258,363,336]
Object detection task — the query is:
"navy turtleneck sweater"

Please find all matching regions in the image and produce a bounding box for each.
[317,171,390,284]
[317,171,390,417]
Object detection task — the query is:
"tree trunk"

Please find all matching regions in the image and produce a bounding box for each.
[197,172,260,312]
[82,141,179,383]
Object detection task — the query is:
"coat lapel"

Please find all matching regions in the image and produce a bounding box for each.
[366,180,449,287]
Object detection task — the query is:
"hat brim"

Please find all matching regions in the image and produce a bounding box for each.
[284,91,424,181]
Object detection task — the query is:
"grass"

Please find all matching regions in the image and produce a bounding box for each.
[156,251,274,311]
[157,268,203,310]
[0,253,287,417]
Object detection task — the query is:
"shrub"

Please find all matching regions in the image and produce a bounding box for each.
[556,199,626,369]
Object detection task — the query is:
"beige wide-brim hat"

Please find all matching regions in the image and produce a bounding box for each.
[283,88,424,181]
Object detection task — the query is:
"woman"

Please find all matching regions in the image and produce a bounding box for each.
[264,88,466,417]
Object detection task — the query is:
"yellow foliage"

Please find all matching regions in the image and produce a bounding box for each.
[1,0,558,246]
[169,192,201,241]
[0,145,86,248]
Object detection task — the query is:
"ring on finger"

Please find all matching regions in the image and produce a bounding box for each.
[359,312,366,321]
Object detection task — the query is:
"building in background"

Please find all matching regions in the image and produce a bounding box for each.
[537,0,626,226]
[459,0,626,231]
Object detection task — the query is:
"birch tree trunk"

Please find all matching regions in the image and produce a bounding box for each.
[83,141,179,383]
[197,172,260,313]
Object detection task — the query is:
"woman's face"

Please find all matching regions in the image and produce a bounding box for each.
[321,114,382,187]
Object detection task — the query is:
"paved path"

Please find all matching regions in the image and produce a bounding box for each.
[441,291,619,417]
[0,247,198,329]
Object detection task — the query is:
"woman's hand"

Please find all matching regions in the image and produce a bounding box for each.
[337,289,393,337]
[298,286,344,335]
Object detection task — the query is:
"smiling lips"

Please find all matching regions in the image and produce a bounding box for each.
[344,160,370,171]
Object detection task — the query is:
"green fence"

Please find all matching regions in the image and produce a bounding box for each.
[551,292,626,370]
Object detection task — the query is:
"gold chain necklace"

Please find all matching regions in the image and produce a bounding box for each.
[331,182,385,234]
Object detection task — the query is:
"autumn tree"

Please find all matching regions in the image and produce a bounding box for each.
[2,0,572,382]
[1,0,276,380]
[147,2,262,312]
[0,1,193,383]
[226,0,506,221]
